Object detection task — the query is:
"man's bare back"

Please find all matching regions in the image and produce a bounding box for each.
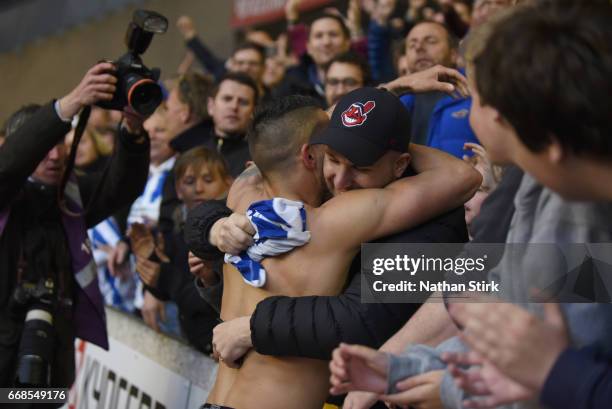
[207,169,359,409]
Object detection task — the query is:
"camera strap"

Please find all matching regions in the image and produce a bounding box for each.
[58,106,91,217]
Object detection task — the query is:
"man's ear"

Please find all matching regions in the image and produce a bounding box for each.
[492,106,508,126]
[341,37,351,53]
[207,97,215,119]
[306,41,314,59]
[546,135,564,164]
[180,106,192,124]
[300,144,316,170]
[450,48,459,68]
[394,152,411,178]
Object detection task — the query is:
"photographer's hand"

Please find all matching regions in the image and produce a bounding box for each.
[121,106,146,136]
[57,62,117,119]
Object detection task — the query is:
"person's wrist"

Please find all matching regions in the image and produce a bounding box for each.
[240,316,253,348]
[57,93,81,119]
[209,217,227,248]
[183,29,196,41]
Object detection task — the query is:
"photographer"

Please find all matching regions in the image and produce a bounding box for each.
[0,62,150,395]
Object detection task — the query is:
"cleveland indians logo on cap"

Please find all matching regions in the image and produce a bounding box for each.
[341,101,376,127]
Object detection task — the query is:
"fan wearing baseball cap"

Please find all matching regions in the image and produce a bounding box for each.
[311,87,413,197]
[202,93,480,409]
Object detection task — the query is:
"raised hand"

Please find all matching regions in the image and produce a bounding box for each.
[383,65,469,98]
[58,62,117,119]
[177,15,197,40]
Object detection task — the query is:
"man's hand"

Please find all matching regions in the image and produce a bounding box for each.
[107,240,130,278]
[121,106,147,135]
[209,213,255,255]
[448,302,569,391]
[212,316,253,368]
[135,256,162,287]
[188,252,219,286]
[342,391,379,409]
[142,290,166,332]
[177,15,197,40]
[443,351,536,408]
[382,65,469,98]
[463,142,500,190]
[58,62,117,119]
[381,370,444,409]
[347,0,363,38]
[329,344,389,396]
[285,0,301,23]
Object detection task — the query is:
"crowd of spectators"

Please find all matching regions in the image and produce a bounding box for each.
[1,0,611,408]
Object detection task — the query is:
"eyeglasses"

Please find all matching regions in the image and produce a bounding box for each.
[325,77,361,87]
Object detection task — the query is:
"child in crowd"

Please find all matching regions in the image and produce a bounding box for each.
[134,146,232,352]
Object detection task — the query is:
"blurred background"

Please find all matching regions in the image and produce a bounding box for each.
[0,0,347,119]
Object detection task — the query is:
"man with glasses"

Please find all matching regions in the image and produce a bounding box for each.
[323,52,371,108]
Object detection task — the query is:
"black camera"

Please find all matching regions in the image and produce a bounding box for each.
[97,10,168,117]
[10,279,56,387]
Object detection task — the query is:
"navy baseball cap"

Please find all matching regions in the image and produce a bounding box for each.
[310,87,412,167]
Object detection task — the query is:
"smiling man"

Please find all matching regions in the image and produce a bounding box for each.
[284,14,352,106]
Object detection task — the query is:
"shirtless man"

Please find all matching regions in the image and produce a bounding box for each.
[205,88,481,409]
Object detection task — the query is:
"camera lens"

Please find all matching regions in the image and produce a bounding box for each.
[15,306,55,387]
[126,76,162,116]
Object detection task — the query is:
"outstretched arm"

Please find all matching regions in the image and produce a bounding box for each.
[318,144,481,250]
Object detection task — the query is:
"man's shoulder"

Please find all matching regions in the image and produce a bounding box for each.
[169,121,213,153]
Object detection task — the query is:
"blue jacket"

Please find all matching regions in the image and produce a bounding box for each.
[541,347,612,409]
[400,93,479,158]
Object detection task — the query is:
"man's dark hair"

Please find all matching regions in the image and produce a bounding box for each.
[210,72,260,102]
[232,41,266,64]
[311,13,351,39]
[4,104,42,138]
[324,51,373,86]
[177,72,213,120]
[473,2,612,157]
[248,95,323,175]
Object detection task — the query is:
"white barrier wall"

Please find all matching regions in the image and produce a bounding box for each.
[63,307,217,409]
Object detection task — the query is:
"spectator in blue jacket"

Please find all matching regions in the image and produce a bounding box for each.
[395,22,479,158]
